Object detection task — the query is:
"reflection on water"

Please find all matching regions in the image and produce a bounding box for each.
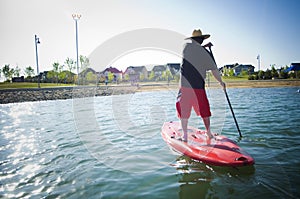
[0,87,299,198]
[173,155,256,199]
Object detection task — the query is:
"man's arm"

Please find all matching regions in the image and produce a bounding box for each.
[202,42,226,90]
[211,69,226,90]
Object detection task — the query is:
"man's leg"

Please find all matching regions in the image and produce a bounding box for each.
[181,118,188,142]
[203,117,214,139]
[176,88,191,142]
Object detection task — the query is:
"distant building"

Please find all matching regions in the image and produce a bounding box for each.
[220,63,255,76]
[102,66,123,81]
[124,66,148,84]
[78,68,97,84]
[166,63,180,75]
[286,63,300,72]
[152,65,166,78]
[285,63,300,79]
[234,64,255,75]
[80,67,97,76]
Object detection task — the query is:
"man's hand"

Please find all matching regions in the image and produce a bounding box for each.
[203,42,213,48]
[220,81,226,90]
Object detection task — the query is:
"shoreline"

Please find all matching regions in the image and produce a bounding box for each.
[1,80,299,104]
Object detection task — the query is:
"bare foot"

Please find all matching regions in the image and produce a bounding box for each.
[183,133,188,142]
[177,137,187,142]
[206,132,214,140]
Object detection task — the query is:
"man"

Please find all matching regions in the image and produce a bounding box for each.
[176,29,225,142]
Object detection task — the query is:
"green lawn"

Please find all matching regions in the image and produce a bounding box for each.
[0,82,75,89]
[221,76,249,82]
[0,77,249,89]
[206,74,249,82]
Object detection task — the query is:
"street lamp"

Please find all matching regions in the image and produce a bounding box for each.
[257,54,260,71]
[72,14,81,85]
[35,34,41,88]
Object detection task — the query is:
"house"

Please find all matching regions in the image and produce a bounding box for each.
[152,65,166,80]
[285,63,300,78]
[124,66,148,84]
[285,63,300,72]
[220,63,255,76]
[219,64,236,76]
[80,67,97,77]
[102,66,123,82]
[234,64,255,75]
[78,68,98,84]
[166,63,180,75]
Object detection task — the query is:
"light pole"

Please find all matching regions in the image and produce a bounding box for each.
[35,34,41,88]
[257,54,260,71]
[72,14,81,85]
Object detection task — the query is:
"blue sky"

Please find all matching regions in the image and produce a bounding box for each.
[0,0,299,76]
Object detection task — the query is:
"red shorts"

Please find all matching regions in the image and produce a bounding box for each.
[176,87,211,119]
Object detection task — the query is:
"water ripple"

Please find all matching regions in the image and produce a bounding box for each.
[0,87,299,198]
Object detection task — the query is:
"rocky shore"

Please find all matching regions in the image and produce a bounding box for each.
[0,86,137,104]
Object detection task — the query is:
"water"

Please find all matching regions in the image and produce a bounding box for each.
[1,87,299,198]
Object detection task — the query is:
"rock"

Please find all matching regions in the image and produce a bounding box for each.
[0,86,136,104]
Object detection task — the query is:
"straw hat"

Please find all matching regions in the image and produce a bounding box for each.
[186,29,210,40]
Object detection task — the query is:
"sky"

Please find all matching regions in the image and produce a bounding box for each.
[1,0,300,78]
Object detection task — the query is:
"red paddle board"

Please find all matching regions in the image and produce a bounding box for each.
[161,121,254,167]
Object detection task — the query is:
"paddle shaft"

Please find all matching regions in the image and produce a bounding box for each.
[207,45,242,137]
[224,89,242,137]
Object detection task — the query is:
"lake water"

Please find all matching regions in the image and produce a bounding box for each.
[1,86,299,199]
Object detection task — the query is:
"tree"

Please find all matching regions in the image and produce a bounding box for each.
[271,65,279,79]
[25,66,35,78]
[258,70,265,80]
[149,70,155,80]
[2,64,14,82]
[265,69,272,79]
[240,70,248,77]
[14,66,21,77]
[140,73,145,81]
[52,62,59,73]
[223,67,229,76]
[46,70,56,83]
[58,71,67,83]
[279,67,288,79]
[65,57,75,72]
[162,70,173,82]
[52,62,60,83]
[86,71,97,83]
[65,57,75,83]
[228,69,234,76]
[107,72,114,82]
[124,74,129,81]
[80,55,90,71]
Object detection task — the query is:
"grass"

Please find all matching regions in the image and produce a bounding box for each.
[222,76,249,81]
[206,74,249,83]
[1,77,299,90]
[0,82,75,89]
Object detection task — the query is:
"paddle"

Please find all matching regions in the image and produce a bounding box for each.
[224,88,242,137]
[205,43,243,137]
